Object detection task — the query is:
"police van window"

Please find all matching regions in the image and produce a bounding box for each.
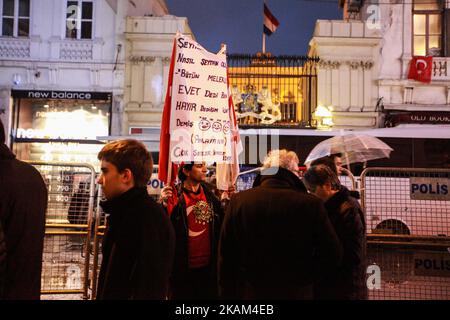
[423,138,450,167]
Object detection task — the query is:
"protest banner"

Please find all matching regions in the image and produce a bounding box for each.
[159,33,241,190]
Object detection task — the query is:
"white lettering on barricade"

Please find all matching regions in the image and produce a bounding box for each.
[169,34,233,164]
[410,177,450,201]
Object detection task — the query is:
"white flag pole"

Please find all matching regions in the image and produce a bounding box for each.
[263,33,266,54]
[167,153,172,185]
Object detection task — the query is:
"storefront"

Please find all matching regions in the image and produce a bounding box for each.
[10,90,112,171]
[383,110,450,127]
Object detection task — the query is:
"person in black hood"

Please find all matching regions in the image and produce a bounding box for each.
[303,164,367,300]
[96,139,175,300]
[0,118,47,300]
[218,149,343,299]
[0,219,6,299]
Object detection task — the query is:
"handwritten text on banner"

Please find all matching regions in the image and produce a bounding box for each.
[169,34,232,163]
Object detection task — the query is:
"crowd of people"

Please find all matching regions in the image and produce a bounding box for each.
[95,140,367,300]
[0,115,367,299]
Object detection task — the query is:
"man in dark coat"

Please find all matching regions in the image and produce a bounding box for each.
[160,163,224,300]
[0,220,6,299]
[218,149,343,299]
[96,139,175,300]
[303,164,367,300]
[0,119,47,300]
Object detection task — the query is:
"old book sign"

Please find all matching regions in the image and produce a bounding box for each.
[410,177,450,201]
[169,33,233,164]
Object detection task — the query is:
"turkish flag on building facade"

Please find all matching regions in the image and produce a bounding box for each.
[408,56,433,83]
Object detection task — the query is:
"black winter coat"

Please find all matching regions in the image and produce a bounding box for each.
[0,219,6,299]
[315,187,368,300]
[0,144,47,300]
[168,183,224,290]
[97,187,175,300]
[218,168,343,300]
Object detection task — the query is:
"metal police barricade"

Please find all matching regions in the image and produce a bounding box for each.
[361,167,450,300]
[29,161,96,300]
[90,187,105,300]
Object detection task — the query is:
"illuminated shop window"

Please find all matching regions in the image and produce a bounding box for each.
[12,97,110,169]
[227,54,317,127]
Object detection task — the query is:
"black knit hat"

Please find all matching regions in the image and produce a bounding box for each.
[177,162,194,182]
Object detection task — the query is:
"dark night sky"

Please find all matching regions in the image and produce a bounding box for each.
[166,0,342,56]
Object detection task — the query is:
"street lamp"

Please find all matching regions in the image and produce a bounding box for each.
[314,105,334,129]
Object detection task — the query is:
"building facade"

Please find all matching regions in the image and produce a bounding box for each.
[0,0,188,166]
[123,14,193,134]
[309,0,450,129]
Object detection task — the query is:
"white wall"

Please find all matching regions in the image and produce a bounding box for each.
[309,20,382,129]
[122,15,194,134]
[310,2,450,129]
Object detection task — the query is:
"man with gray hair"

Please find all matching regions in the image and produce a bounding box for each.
[218,149,342,299]
[262,149,300,173]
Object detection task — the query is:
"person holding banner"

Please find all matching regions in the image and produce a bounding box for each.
[160,162,224,300]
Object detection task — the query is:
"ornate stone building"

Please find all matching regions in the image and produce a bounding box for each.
[123,15,193,134]
[309,0,450,129]
[0,0,190,165]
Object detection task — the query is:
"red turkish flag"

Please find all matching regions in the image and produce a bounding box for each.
[158,38,178,186]
[408,56,433,83]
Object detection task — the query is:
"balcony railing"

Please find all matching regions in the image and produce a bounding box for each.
[0,38,30,59]
[59,40,93,61]
[433,58,449,81]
